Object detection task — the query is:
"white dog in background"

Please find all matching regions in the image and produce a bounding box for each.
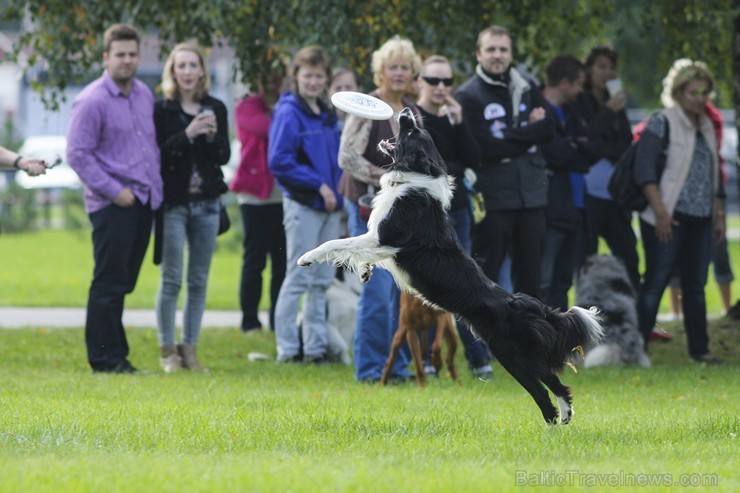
[325,271,361,364]
[576,254,651,368]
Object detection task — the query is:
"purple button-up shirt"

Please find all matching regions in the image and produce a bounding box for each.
[67,71,162,213]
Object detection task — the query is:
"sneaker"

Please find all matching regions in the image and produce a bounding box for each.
[423,364,439,378]
[472,364,493,381]
[650,326,673,342]
[387,374,415,385]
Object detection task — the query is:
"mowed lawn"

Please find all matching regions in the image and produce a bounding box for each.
[1,228,739,492]
[2,226,740,314]
[1,319,738,493]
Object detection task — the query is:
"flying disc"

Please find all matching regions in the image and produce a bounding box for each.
[331,91,393,120]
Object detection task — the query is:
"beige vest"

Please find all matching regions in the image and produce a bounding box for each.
[639,105,720,226]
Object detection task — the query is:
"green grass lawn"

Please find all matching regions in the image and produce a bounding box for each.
[2,225,740,315]
[1,320,738,493]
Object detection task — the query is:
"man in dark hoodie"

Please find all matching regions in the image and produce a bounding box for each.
[456,25,555,298]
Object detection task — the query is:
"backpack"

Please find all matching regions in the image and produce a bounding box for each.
[608,114,670,212]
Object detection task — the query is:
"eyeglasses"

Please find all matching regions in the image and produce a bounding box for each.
[421,76,454,87]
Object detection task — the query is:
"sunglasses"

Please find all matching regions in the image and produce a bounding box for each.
[422,76,454,87]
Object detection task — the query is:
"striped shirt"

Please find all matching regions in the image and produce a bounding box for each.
[67,71,162,213]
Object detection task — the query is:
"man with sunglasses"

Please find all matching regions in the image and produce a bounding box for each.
[415,55,495,380]
[456,25,554,299]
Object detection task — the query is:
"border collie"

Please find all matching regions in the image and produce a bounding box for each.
[298,108,603,424]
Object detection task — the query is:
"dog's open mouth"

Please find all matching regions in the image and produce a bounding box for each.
[398,107,417,129]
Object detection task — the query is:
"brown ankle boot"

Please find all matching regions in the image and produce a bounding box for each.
[177,344,206,372]
[159,345,182,373]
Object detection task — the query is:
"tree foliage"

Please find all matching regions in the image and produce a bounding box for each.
[1,0,736,111]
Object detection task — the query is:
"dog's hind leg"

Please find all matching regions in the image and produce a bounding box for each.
[541,373,574,425]
[381,322,424,386]
[436,313,459,383]
[405,322,426,387]
[497,357,559,424]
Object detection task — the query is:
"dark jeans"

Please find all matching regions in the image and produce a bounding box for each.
[239,203,286,331]
[582,195,640,290]
[86,201,152,371]
[473,207,546,298]
[540,211,584,311]
[638,213,713,358]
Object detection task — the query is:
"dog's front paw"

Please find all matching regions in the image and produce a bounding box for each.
[359,264,373,283]
[297,253,314,267]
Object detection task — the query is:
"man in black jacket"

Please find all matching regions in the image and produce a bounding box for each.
[456,25,554,297]
[539,55,603,310]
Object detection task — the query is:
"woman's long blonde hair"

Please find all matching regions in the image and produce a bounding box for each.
[161,43,211,101]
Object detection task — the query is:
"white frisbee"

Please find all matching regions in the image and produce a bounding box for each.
[331,91,393,120]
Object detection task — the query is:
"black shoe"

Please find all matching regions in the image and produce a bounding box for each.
[93,360,138,374]
[241,325,263,334]
[278,354,303,363]
[691,353,723,365]
[304,354,329,365]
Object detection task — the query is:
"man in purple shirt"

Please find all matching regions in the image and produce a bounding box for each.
[67,24,163,374]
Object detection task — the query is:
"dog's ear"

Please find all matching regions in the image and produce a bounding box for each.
[420,142,446,177]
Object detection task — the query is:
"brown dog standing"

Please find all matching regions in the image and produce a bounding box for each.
[381,292,459,387]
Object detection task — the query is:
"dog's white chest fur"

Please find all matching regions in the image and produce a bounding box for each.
[367,170,453,233]
[366,171,454,296]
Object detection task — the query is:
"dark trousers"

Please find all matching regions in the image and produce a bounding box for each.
[86,201,152,370]
[473,208,546,298]
[582,195,641,290]
[638,213,713,357]
[238,203,286,331]
[540,211,585,311]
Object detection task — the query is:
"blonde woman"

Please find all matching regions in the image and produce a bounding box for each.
[153,43,230,372]
[337,36,421,382]
[634,61,724,363]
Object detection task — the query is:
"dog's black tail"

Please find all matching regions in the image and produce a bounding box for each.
[546,306,603,368]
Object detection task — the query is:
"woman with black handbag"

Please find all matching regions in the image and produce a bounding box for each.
[153,43,230,372]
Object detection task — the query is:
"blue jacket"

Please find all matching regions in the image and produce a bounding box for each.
[541,100,603,231]
[268,92,343,211]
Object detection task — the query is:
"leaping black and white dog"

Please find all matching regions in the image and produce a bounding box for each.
[298,108,602,424]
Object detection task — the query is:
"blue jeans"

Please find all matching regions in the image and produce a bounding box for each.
[239,203,286,331]
[274,198,341,360]
[347,201,410,381]
[155,198,220,346]
[86,200,152,370]
[638,213,713,358]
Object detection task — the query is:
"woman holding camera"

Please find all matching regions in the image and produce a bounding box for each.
[153,43,230,372]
